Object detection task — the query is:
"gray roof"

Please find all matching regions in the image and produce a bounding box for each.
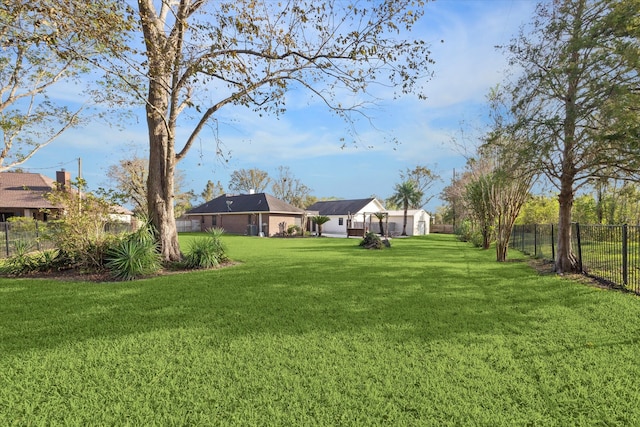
[187,193,305,215]
[306,198,378,216]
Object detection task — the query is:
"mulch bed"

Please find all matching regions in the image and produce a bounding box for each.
[1,261,238,283]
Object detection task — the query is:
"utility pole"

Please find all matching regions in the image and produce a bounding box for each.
[77,157,82,214]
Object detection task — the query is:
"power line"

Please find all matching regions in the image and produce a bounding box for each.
[11,159,78,172]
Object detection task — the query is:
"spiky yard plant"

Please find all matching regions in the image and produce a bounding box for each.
[105,218,161,281]
[183,228,228,269]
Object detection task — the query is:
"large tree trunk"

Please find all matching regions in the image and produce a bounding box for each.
[555,175,578,274]
[138,0,183,263]
[555,21,582,275]
[145,80,182,262]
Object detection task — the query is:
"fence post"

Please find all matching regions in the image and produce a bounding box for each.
[551,224,555,261]
[534,224,538,258]
[622,224,628,287]
[575,222,583,273]
[35,220,41,251]
[4,222,9,257]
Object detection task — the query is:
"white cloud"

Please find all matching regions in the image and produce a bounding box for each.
[16,1,540,208]
[419,1,534,108]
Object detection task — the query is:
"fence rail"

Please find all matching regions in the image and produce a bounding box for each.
[0,220,134,259]
[511,223,640,293]
[0,221,56,258]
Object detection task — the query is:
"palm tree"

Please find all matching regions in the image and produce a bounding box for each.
[389,181,423,236]
[311,215,331,237]
[373,212,386,235]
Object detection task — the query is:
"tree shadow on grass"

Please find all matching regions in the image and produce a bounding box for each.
[0,235,619,356]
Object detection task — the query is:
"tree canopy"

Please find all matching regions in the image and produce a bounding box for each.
[228,168,270,194]
[105,155,194,219]
[499,0,640,273]
[389,180,423,236]
[271,166,313,208]
[110,0,434,261]
[0,0,133,171]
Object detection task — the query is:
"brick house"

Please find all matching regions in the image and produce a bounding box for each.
[185,192,306,236]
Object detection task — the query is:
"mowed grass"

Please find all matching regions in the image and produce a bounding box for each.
[2,234,640,425]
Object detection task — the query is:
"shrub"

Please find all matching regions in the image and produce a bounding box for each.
[105,239,160,281]
[42,181,127,270]
[0,249,63,276]
[105,220,161,281]
[360,232,389,249]
[287,224,301,236]
[6,217,43,255]
[12,239,33,258]
[456,221,489,248]
[7,216,37,233]
[184,228,228,269]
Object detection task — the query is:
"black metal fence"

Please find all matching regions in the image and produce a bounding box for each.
[0,221,56,258]
[511,223,640,293]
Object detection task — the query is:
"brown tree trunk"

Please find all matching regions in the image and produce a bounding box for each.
[496,241,508,262]
[138,0,183,263]
[145,79,182,262]
[555,176,578,274]
[482,225,491,250]
[401,206,408,236]
[555,17,582,275]
[495,215,507,261]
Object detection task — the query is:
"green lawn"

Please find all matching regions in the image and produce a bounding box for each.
[2,234,640,425]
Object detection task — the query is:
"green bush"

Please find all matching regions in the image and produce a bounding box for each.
[105,220,161,281]
[287,224,301,236]
[0,249,62,276]
[360,232,388,249]
[456,220,489,248]
[41,182,127,270]
[184,228,228,269]
[7,216,37,232]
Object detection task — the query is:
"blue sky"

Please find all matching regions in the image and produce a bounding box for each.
[16,0,539,213]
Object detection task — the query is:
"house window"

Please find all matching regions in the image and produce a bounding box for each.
[339,218,344,226]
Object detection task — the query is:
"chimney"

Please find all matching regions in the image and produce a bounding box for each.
[56,169,71,191]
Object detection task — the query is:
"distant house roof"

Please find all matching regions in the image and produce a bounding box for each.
[0,172,58,209]
[306,198,381,216]
[109,205,134,216]
[187,193,305,215]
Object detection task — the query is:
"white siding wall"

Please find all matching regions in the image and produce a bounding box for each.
[319,215,347,234]
[387,210,430,236]
[316,200,385,235]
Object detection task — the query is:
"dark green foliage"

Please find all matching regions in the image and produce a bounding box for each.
[0,249,63,276]
[359,232,389,249]
[105,220,161,281]
[183,228,228,269]
[456,220,486,248]
[311,215,331,237]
